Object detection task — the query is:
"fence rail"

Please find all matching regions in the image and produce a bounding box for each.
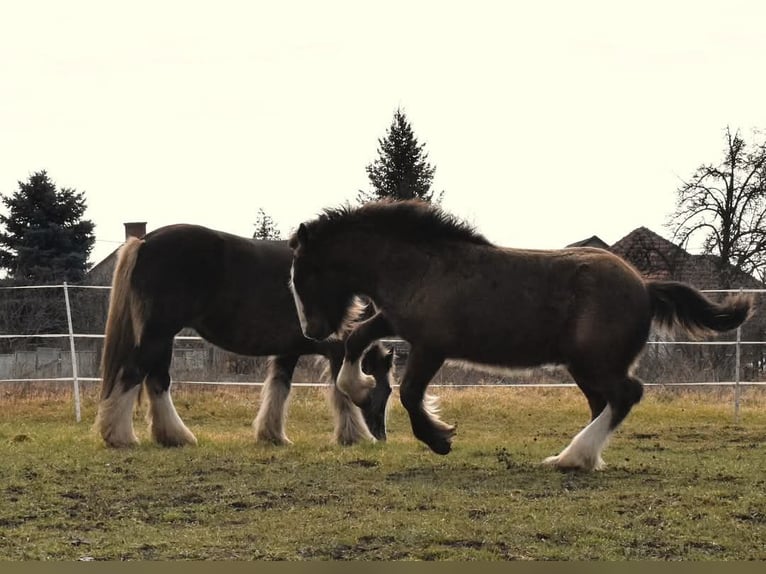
[2,284,766,423]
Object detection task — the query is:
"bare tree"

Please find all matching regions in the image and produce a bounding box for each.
[668,127,766,286]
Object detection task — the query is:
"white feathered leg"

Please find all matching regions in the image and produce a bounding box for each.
[146,386,198,447]
[543,405,613,471]
[329,383,375,445]
[95,383,142,448]
[253,369,293,445]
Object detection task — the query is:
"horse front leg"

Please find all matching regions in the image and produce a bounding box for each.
[399,346,454,455]
[253,355,300,445]
[337,311,394,406]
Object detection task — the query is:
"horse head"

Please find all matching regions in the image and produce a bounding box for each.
[289,223,355,340]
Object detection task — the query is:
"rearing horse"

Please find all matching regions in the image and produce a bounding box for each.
[288,200,752,471]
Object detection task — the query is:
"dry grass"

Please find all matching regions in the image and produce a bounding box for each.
[2,383,765,560]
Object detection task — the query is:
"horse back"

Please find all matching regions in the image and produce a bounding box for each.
[133,224,228,316]
[392,244,650,367]
[133,225,301,353]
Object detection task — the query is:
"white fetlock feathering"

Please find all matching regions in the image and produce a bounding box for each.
[253,373,293,445]
[147,390,198,447]
[543,405,613,471]
[328,384,375,445]
[95,384,142,448]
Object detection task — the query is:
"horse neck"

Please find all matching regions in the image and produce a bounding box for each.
[327,231,424,301]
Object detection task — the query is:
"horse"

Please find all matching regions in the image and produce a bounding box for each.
[95,224,394,449]
[288,199,753,471]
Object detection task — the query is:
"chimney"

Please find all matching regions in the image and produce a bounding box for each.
[124,222,147,240]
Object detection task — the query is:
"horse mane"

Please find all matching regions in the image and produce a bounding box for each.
[298,199,492,247]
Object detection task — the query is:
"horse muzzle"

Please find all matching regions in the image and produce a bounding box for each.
[366,416,387,442]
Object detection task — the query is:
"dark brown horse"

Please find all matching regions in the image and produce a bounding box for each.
[95,224,393,448]
[289,199,753,471]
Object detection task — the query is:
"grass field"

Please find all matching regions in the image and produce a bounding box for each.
[1,383,765,561]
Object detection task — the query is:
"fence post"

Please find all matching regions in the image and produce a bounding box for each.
[63,282,81,423]
[734,324,741,424]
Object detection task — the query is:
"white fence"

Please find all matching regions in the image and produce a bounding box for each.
[1,284,765,423]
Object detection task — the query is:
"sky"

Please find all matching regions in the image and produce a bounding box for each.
[2,0,766,268]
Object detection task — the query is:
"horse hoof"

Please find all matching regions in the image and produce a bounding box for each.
[542,453,604,472]
[151,425,198,447]
[254,432,293,446]
[104,438,140,449]
[102,433,140,449]
[156,433,198,448]
[336,435,377,446]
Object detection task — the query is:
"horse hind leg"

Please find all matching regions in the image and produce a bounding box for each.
[143,335,197,447]
[572,374,608,422]
[544,371,643,471]
[253,355,299,445]
[145,374,198,447]
[95,365,143,448]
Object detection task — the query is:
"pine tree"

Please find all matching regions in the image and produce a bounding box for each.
[0,171,95,283]
[358,108,444,204]
[253,208,281,240]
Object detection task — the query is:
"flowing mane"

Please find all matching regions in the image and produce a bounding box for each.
[294,199,492,247]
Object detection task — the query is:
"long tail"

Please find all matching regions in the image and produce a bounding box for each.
[647,280,753,338]
[99,237,145,400]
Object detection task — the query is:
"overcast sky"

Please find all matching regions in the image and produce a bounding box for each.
[2,0,765,267]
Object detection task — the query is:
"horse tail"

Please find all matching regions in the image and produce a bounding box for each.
[100,237,145,400]
[647,280,753,338]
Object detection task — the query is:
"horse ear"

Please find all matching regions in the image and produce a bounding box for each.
[292,223,309,254]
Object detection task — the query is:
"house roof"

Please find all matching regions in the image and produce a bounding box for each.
[608,226,763,290]
[609,227,686,281]
[567,235,609,249]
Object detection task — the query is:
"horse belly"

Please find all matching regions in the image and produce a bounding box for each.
[421,285,571,368]
[450,321,567,368]
[193,291,305,357]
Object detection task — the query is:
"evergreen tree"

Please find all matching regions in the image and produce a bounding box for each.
[0,171,95,283]
[358,108,444,204]
[253,208,281,240]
